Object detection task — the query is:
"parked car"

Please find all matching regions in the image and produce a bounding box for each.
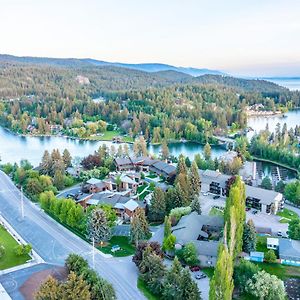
[111,245,121,252]
[252,210,258,215]
[213,195,220,199]
[245,207,251,211]
[190,266,201,272]
[277,231,282,237]
[195,273,207,280]
[202,192,209,196]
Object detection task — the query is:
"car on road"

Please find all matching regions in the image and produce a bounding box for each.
[195,273,207,280]
[252,210,258,214]
[202,192,209,196]
[190,266,201,272]
[213,195,220,199]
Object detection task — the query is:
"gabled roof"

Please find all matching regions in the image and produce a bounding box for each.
[279,238,300,260]
[86,178,102,185]
[123,199,139,211]
[246,185,282,205]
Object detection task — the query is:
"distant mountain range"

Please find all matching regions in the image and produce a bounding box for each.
[0,54,226,77]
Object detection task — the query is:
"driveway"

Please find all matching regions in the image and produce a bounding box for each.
[199,194,226,215]
[192,271,209,300]
[246,210,288,235]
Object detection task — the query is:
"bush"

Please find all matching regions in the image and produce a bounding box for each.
[169,206,191,222]
[14,244,32,256]
[264,250,277,263]
[182,242,199,266]
[64,175,74,187]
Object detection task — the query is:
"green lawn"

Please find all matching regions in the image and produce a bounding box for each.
[253,262,300,280]
[209,207,224,216]
[88,130,134,142]
[98,236,135,257]
[0,226,31,270]
[277,208,299,223]
[137,277,160,300]
[137,184,148,194]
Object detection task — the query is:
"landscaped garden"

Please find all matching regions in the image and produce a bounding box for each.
[98,236,135,257]
[0,225,31,270]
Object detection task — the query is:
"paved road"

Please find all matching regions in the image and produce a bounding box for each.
[0,171,144,300]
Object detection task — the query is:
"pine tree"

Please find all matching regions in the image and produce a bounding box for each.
[35,275,61,299]
[181,268,201,300]
[133,136,148,157]
[53,170,65,190]
[164,216,172,238]
[62,149,72,168]
[130,208,150,246]
[40,150,52,175]
[177,154,188,175]
[162,257,183,300]
[204,143,211,161]
[161,140,170,160]
[62,272,91,300]
[242,219,257,253]
[209,244,234,300]
[190,196,201,215]
[189,161,201,197]
[87,208,111,243]
[140,247,166,295]
[149,187,166,222]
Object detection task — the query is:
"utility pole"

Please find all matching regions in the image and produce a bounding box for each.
[20,186,24,220]
[92,237,95,269]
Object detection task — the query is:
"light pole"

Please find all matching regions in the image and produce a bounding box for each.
[92,237,95,269]
[20,186,24,220]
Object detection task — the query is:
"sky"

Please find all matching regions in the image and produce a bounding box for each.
[0,0,300,77]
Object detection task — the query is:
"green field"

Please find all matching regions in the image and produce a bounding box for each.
[88,130,134,142]
[98,236,135,257]
[0,226,31,270]
[254,262,300,280]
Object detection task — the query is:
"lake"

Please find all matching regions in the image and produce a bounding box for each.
[0,127,225,166]
[247,109,300,140]
[266,78,300,91]
[0,109,298,180]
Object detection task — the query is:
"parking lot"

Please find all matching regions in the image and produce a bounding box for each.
[200,192,289,236]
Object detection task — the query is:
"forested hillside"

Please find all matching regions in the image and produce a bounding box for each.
[0,56,299,143]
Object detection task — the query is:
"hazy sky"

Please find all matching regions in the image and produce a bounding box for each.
[1,0,300,76]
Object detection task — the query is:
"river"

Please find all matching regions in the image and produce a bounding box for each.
[0,110,299,180]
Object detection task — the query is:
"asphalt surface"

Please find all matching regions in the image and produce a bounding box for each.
[0,171,144,300]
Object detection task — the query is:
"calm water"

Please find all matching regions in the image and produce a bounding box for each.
[266,78,300,91]
[0,127,226,166]
[247,109,300,140]
[0,109,299,178]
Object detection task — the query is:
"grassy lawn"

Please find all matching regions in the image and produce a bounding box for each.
[277,208,299,223]
[88,130,134,142]
[0,226,31,270]
[254,262,300,280]
[139,190,151,200]
[137,184,148,194]
[137,277,160,300]
[98,236,135,257]
[146,174,158,179]
[209,207,224,216]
